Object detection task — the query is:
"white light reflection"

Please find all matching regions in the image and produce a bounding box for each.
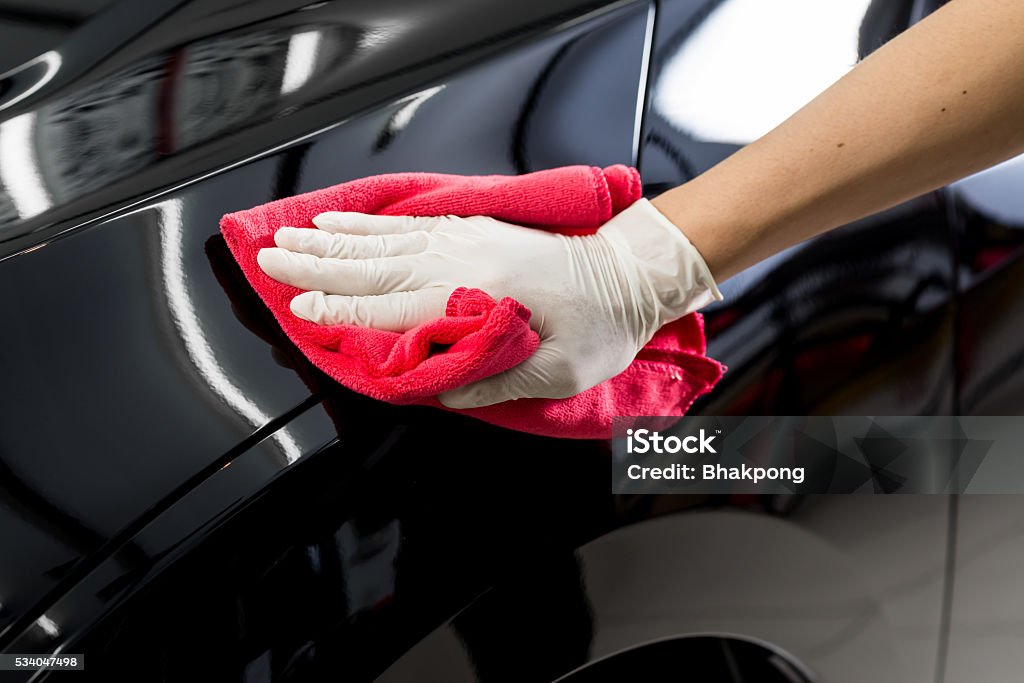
[655,0,873,144]
[357,25,399,51]
[952,153,1024,226]
[633,3,657,163]
[158,200,302,463]
[0,112,53,219]
[0,50,62,112]
[35,614,60,638]
[387,85,445,134]
[281,31,323,95]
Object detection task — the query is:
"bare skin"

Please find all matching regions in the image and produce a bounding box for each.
[652,0,1024,281]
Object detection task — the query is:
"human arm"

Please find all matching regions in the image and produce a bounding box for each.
[652,0,1024,280]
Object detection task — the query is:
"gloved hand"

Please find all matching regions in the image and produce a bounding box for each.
[257,198,722,408]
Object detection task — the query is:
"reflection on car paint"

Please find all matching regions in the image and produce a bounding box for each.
[653,0,873,145]
[0,26,355,223]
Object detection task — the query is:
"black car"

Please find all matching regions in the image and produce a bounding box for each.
[1,0,1023,681]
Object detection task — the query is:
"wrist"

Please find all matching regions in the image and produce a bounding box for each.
[649,183,730,280]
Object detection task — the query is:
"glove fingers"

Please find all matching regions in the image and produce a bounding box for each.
[312,212,442,235]
[257,248,426,295]
[274,227,429,259]
[290,287,450,331]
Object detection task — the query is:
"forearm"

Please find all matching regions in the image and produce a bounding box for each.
[652,0,1024,281]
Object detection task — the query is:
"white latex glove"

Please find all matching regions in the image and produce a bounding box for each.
[257,198,722,408]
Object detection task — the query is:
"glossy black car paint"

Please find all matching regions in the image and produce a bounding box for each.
[0,0,1020,680]
[0,0,651,667]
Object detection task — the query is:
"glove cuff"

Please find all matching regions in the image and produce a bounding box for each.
[600,198,723,325]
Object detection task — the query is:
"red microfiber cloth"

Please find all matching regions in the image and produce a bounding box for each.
[220,165,725,439]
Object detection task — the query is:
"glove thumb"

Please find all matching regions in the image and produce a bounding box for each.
[438,350,563,409]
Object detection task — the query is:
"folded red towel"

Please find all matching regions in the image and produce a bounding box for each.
[220,165,725,439]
